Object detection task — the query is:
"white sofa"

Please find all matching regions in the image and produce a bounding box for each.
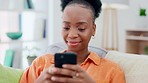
[105,51,148,83]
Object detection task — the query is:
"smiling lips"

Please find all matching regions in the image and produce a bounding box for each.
[67,41,81,47]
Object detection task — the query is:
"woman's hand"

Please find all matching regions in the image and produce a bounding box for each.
[35,64,95,83]
[49,64,96,83]
[34,65,61,83]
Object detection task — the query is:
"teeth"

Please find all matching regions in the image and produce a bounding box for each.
[71,43,77,45]
[68,42,79,46]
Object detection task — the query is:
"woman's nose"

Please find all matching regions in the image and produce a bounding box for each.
[68,29,78,38]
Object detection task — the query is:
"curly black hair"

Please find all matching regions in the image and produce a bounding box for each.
[60,0,102,20]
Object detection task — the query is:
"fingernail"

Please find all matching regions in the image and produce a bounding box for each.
[62,64,67,68]
[48,68,52,73]
[52,68,58,72]
[51,77,56,81]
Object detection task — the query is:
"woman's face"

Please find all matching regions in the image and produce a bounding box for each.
[62,4,96,52]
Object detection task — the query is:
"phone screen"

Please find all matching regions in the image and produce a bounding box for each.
[54,52,77,68]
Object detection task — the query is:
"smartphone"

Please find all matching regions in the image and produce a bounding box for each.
[54,52,77,68]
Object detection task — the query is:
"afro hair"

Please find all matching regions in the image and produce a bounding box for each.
[60,0,102,18]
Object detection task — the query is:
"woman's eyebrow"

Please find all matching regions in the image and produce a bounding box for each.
[62,21,88,25]
[63,21,70,24]
[76,22,87,25]
[76,22,88,26]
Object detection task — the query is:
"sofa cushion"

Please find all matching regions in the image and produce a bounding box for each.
[0,64,23,83]
[105,51,148,83]
[46,42,107,57]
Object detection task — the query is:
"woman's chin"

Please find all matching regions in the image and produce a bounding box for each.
[67,46,80,52]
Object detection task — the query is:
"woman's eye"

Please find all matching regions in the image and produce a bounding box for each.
[78,28,85,31]
[63,27,70,30]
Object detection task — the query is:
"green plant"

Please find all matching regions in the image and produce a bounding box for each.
[23,46,40,57]
[23,46,40,65]
[139,8,147,16]
[144,46,148,55]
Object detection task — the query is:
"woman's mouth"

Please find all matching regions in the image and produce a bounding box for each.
[67,41,81,47]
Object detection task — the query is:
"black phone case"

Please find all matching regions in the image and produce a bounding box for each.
[54,52,77,68]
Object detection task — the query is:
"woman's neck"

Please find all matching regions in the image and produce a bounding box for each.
[67,49,90,65]
[77,51,90,64]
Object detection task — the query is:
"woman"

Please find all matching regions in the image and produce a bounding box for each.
[20,0,125,83]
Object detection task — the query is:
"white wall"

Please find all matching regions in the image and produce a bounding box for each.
[48,0,148,52]
[48,0,63,45]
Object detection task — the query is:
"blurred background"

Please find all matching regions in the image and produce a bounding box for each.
[0,0,148,69]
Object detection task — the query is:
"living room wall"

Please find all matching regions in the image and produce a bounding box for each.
[48,0,148,52]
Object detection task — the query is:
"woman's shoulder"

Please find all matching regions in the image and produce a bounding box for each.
[91,51,123,71]
[35,53,53,61]
[88,52,124,79]
[100,57,123,72]
[32,54,54,68]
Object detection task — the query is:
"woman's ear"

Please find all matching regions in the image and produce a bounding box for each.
[92,23,96,36]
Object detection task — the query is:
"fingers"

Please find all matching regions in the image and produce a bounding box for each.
[47,64,82,82]
[50,75,82,83]
[35,68,53,83]
[48,65,54,74]
[49,64,84,77]
[72,72,80,78]
[63,64,84,72]
[61,64,95,83]
[48,64,90,83]
[49,67,76,77]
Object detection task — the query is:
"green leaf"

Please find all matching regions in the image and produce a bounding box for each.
[139,8,147,16]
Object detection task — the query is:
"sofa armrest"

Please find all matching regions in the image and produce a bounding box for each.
[105,51,148,83]
[0,64,23,83]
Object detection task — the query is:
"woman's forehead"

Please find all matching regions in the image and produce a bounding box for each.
[62,5,93,19]
[64,4,92,14]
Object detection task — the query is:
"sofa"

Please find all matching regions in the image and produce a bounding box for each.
[0,64,23,83]
[106,51,148,83]
[1,42,148,83]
